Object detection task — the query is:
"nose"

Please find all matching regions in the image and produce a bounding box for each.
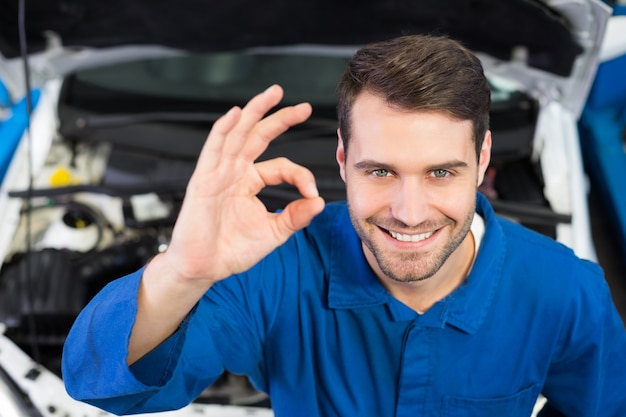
[391,177,429,227]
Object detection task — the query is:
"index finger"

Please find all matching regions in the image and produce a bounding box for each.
[221,84,288,158]
[238,101,313,161]
[198,85,284,166]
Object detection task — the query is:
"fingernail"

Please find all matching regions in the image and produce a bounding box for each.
[308,182,320,197]
[264,84,276,94]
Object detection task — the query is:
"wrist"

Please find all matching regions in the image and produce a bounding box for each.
[142,253,215,302]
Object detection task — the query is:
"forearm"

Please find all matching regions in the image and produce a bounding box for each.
[63,265,226,414]
[127,252,216,364]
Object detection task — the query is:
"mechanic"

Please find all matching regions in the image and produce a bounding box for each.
[62,35,626,416]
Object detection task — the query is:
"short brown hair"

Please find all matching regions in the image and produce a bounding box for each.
[337,35,490,158]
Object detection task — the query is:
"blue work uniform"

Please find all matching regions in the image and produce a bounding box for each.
[62,193,626,416]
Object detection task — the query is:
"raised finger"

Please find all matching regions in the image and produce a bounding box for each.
[221,84,286,158]
[195,106,242,169]
[238,102,312,161]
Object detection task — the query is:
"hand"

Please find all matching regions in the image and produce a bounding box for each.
[162,85,325,285]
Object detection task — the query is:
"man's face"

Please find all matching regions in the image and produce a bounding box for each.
[336,92,491,286]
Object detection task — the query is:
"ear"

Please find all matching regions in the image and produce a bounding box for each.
[477,130,492,186]
[336,128,347,182]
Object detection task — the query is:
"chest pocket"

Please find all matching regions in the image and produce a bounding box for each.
[441,384,542,417]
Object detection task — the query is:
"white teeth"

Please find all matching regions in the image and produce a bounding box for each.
[389,230,434,242]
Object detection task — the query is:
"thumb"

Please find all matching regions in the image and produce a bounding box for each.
[272,196,325,243]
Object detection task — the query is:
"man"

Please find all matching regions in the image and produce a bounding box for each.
[62,35,626,416]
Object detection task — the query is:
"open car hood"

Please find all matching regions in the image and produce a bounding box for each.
[0,0,612,116]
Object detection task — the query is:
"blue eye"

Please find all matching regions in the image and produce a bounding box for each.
[432,169,449,178]
[372,169,391,177]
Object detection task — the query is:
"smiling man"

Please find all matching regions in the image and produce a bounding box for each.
[337,93,490,313]
[62,35,626,417]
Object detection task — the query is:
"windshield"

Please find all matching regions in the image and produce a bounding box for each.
[67,50,530,118]
[72,51,350,107]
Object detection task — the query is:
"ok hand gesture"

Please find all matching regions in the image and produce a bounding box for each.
[162,84,325,285]
[129,85,326,363]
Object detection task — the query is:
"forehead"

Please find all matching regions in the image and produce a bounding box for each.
[349,92,475,163]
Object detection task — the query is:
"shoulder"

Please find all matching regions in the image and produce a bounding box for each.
[490,215,609,321]
[475,193,602,284]
[483,216,622,355]
[497,215,602,279]
[475,193,606,311]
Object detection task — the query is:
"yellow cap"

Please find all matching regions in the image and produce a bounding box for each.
[50,167,75,187]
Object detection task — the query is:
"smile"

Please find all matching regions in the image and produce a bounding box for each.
[388,230,435,242]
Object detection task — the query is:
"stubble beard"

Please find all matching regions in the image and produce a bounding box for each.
[348,204,475,284]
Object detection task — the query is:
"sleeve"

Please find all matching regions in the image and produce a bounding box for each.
[541,261,626,417]
[62,248,290,415]
[61,268,225,415]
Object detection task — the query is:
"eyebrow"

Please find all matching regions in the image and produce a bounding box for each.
[353,159,469,171]
[353,160,395,171]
